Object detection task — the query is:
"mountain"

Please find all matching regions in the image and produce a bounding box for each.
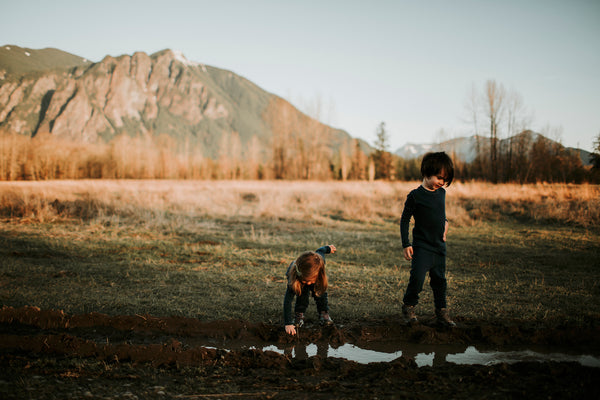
[0,46,369,159]
[394,131,593,166]
[0,45,91,78]
[395,136,482,163]
[568,147,595,166]
[394,136,474,162]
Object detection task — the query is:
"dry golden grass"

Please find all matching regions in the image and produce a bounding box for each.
[0,180,404,223]
[1,180,598,228]
[450,181,600,227]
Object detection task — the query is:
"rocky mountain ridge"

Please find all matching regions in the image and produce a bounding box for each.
[0,45,365,159]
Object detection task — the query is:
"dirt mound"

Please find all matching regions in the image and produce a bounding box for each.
[2,306,598,348]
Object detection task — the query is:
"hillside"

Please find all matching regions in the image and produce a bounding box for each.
[0,45,91,78]
[0,46,368,161]
[395,132,593,166]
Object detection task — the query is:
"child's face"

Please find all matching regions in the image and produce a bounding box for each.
[423,172,447,191]
[301,278,316,285]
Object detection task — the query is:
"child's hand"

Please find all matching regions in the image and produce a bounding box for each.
[285,324,297,335]
[328,245,336,254]
[403,246,413,261]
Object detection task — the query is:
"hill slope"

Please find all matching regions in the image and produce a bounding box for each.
[0,46,367,160]
[395,132,593,166]
[0,45,91,77]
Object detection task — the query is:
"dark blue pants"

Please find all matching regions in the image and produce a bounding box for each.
[294,284,329,315]
[403,247,447,309]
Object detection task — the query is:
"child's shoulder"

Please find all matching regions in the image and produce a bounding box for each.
[408,185,425,196]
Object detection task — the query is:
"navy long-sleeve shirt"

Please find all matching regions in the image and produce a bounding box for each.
[400,185,447,255]
[283,246,331,325]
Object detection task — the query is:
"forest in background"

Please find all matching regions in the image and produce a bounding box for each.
[1,127,599,183]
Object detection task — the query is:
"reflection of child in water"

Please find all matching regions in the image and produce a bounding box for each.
[284,342,329,360]
[283,245,336,335]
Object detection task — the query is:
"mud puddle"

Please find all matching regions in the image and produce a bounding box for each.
[162,328,600,368]
[183,333,600,368]
[2,306,600,370]
[258,342,600,367]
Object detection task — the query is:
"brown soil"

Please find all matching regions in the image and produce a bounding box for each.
[1,306,598,399]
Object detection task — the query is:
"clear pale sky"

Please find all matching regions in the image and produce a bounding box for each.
[2,0,599,151]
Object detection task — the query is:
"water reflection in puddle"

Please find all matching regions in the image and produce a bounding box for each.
[260,343,600,368]
[446,346,600,368]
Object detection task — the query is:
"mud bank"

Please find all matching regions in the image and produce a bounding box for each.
[1,306,599,399]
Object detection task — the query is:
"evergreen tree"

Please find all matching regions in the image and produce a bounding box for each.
[372,122,393,179]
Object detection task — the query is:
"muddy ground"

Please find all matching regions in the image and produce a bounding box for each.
[1,306,598,399]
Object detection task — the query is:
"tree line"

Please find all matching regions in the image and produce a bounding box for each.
[0,128,598,183]
[0,129,371,181]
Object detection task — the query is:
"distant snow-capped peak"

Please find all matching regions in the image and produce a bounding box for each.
[173,50,198,67]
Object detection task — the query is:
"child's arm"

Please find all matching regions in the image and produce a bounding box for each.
[400,193,415,249]
[283,275,296,335]
[316,245,336,256]
[443,219,449,242]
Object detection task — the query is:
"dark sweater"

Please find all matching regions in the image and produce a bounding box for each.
[400,185,447,255]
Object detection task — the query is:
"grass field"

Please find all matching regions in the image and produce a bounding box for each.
[1,180,599,327]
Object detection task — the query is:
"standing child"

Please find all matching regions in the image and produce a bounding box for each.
[400,152,456,327]
[283,245,336,335]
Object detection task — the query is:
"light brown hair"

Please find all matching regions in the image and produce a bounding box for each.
[287,251,328,296]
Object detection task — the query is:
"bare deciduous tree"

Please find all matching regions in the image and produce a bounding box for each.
[485,80,505,183]
[503,89,533,181]
[591,132,600,169]
[466,80,538,183]
[349,139,367,180]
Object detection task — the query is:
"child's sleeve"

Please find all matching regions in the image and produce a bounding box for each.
[400,193,415,248]
[315,246,331,257]
[283,286,295,325]
[283,261,295,325]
